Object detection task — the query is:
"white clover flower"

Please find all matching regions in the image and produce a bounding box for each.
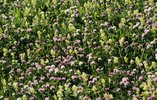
[12,93,15,96]
[90,61,96,65]
[98,57,102,61]
[45,59,49,63]
[79,61,83,66]
[0,96,3,99]
[54,68,59,74]
[23,85,29,89]
[155,53,157,60]
[64,9,70,14]
[17,98,22,100]
[61,65,65,69]
[51,64,55,68]
[150,40,155,44]
[45,66,50,70]
[40,11,44,14]
[45,97,49,100]
[108,59,112,64]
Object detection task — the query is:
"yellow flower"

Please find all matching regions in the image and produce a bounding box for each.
[151,62,156,69]
[57,90,63,97]
[81,72,88,82]
[12,82,18,91]
[74,49,78,54]
[53,95,57,100]
[100,29,107,41]
[100,40,105,46]
[24,7,30,17]
[0,28,3,36]
[33,16,39,26]
[64,84,69,91]
[141,91,149,97]
[2,79,6,92]
[106,7,111,18]
[68,24,75,32]
[132,95,138,100]
[140,82,147,91]
[53,0,58,6]
[22,95,27,100]
[101,79,105,84]
[31,0,36,7]
[3,0,7,6]
[143,61,149,71]
[108,39,113,45]
[19,53,25,62]
[119,23,125,28]
[40,59,45,65]
[37,31,42,39]
[29,87,35,94]
[133,10,139,15]
[103,93,113,99]
[72,85,78,97]
[124,56,128,63]
[3,48,7,56]
[1,79,6,86]
[113,57,119,64]
[125,0,131,4]
[11,52,15,57]
[76,70,81,75]
[130,59,134,65]
[92,86,97,92]
[121,18,126,23]
[139,18,145,26]
[119,37,125,47]
[135,57,140,65]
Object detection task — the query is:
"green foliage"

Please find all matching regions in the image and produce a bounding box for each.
[0,0,157,99]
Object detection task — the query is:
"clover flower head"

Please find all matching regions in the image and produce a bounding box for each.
[120,77,129,86]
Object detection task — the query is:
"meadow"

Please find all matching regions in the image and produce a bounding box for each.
[0,0,157,100]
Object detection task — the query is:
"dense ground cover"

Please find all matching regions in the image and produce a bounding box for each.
[0,0,157,99]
